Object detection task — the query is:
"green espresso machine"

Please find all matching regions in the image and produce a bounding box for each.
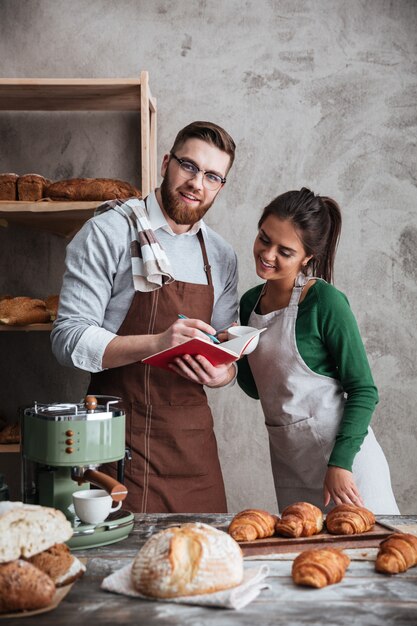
[21,395,134,549]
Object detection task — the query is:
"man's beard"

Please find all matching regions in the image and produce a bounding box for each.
[160,174,214,226]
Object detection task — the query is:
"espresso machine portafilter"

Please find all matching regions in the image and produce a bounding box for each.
[21,395,128,520]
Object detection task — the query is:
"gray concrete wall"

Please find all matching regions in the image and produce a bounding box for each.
[0,0,416,512]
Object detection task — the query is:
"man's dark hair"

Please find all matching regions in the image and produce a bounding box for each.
[170,121,236,172]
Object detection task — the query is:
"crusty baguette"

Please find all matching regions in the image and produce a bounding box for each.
[0,297,50,326]
[0,502,73,563]
[275,502,323,538]
[45,177,141,201]
[131,522,243,598]
[228,508,278,542]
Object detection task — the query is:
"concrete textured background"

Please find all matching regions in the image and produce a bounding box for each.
[0,0,416,513]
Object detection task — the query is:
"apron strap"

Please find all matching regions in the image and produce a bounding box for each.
[197,229,213,286]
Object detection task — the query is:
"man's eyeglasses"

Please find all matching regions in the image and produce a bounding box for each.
[170,153,226,191]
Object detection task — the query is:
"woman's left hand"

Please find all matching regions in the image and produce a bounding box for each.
[169,354,236,387]
[323,466,365,507]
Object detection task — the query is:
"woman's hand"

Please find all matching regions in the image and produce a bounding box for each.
[323,466,365,507]
[169,354,236,387]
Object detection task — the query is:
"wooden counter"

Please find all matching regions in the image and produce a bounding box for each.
[6,514,417,625]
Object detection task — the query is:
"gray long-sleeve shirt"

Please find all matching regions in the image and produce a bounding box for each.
[51,191,239,373]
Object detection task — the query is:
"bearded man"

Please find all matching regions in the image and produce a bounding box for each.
[51,121,238,513]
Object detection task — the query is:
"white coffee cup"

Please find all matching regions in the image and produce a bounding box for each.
[72,489,122,525]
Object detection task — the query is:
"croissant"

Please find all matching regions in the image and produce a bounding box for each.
[292,548,350,588]
[325,504,375,535]
[228,509,278,542]
[375,533,417,575]
[275,502,323,538]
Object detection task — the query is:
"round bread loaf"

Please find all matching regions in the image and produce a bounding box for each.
[27,543,85,587]
[131,522,243,598]
[0,560,55,612]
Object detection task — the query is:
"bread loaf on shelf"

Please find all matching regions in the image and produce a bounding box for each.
[45,177,141,201]
[0,502,73,563]
[0,422,20,444]
[0,559,55,613]
[375,533,417,575]
[275,502,324,538]
[17,174,50,201]
[45,295,60,321]
[228,508,278,542]
[27,543,86,587]
[0,173,18,200]
[0,296,50,326]
[292,547,350,588]
[325,504,375,535]
[131,522,243,598]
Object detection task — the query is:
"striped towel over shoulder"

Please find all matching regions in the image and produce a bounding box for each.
[95,197,175,292]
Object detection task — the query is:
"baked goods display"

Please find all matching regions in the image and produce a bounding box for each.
[0,559,56,612]
[45,177,141,201]
[275,502,324,538]
[0,422,20,444]
[17,173,50,201]
[0,295,59,325]
[375,533,417,575]
[325,504,375,535]
[292,547,350,588]
[228,508,278,541]
[0,173,141,201]
[0,296,50,326]
[0,173,18,200]
[131,522,243,598]
[0,502,84,614]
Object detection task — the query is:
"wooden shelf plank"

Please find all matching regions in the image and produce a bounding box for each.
[0,78,155,111]
[0,324,52,331]
[0,444,20,453]
[0,201,99,237]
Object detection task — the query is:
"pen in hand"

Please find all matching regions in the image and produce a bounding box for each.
[178,314,221,344]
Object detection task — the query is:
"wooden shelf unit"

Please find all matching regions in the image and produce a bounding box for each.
[0,72,157,237]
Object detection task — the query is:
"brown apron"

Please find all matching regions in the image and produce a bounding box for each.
[88,230,227,513]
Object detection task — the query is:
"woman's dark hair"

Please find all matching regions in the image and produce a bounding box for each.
[258,187,342,283]
[170,121,236,172]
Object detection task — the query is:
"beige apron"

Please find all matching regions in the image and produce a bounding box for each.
[248,273,399,514]
[89,230,227,513]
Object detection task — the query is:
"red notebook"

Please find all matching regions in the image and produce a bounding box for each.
[142,328,266,371]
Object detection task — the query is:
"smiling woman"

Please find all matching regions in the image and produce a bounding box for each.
[237,187,400,515]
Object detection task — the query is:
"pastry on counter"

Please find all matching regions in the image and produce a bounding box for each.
[325,503,375,535]
[45,177,141,201]
[0,422,20,444]
[228,508,278,541]
[0,173,18,200]
[17,174,51,201]
[27,543,85,587]
[375,533,417,574]
[131,522,243,598]
[0,559,56,612]
[292,547,350,588]
[275,502,324,538]
[45,294,60,321]
[0,296,50,325]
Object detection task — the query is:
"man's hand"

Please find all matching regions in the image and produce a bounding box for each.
[323,466,365,507]
[169,354,235,387]
[156,318,218,352]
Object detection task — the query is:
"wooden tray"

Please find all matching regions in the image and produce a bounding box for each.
[239,521,397,556]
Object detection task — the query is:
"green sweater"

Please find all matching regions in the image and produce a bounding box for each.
[238,280,379,471]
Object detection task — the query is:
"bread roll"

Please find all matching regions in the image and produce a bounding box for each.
[292,547,350,588]
[0,560,55,612]
[0,502,73,563]
[0,422,20,444]
[375,533,417,575]
[228,508,278,541]
[131,522,243,598]
[325,504,375,535]
[275,502,323,538]
[45,177,141,201]
[45,294,59,321]
[0,296,50,325]
[0,173,18,200]
[17,174,50,201]
[27,543,86,587]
